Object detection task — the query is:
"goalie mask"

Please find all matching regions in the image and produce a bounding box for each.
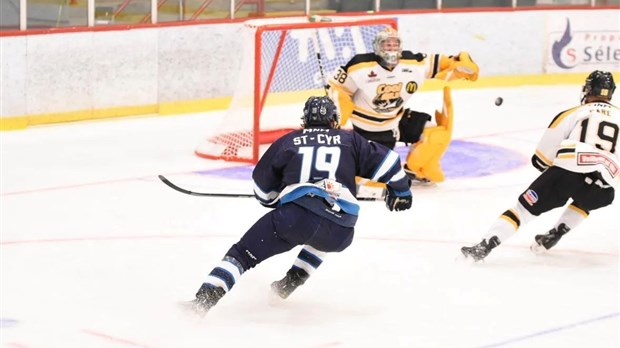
[581,70,616,104]
[302,96,339,128]
[373,27,402,67]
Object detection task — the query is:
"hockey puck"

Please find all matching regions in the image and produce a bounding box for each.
[495,97,503,106]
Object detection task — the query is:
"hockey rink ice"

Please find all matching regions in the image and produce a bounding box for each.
[1,85,618,348]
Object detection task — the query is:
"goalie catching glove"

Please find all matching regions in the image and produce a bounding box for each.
[385,186,412,212]
[435,52,479,82]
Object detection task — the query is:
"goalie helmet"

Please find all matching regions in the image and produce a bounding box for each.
[373,27,401,66]
[302,96,339,128]
[581,70,616,104]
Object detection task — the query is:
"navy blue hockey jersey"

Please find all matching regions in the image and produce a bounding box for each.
[252,126,410,227]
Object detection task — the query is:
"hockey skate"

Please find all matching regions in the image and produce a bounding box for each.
[530,223,570,254]
[181,283,226,317]
[461,236,500,262]
[271,268,310,300]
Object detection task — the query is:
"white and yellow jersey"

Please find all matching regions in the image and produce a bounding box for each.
[532,101,620,188]
[328,51,443,132]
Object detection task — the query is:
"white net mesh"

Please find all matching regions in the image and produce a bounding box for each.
[196,16,397,163]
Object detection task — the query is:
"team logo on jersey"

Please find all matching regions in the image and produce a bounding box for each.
[406,81,418,94]
[522,189,539,206]
[366,70,380,82]
[372,83,404,112]
[402,68,412,73]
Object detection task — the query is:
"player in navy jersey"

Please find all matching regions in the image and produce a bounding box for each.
[461,71,618,262]
[186,96,412,315]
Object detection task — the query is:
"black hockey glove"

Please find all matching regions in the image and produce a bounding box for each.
[531,154,549,173]
[385,187,412,212]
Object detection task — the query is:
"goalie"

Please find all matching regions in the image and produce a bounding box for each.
[327,26,479,184]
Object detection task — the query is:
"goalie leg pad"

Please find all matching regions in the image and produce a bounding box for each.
[405,125,451,183]
[355,176,387,189]
[406,85,453,183]
[355,177,387,200]
[398,109,431,144]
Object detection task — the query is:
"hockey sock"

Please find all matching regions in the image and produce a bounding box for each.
[483,203,535,243]
[554,203,589,231]
[291,245,326,277]
[203,256,245,293]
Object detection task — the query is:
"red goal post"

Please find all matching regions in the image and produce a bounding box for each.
[195,16,398,164]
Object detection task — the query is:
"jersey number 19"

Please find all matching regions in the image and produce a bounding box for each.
[298,146,342,183]
[580,118,619,154]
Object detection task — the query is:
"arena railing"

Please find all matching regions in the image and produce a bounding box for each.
[0,0,614,32]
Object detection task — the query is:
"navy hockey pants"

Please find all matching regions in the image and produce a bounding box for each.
[225,202,354,271]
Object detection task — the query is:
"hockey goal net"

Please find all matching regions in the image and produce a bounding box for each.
[195,16,398,164]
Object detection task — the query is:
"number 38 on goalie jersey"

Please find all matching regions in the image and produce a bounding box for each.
[532,101,620,188]
[251,127,410,226]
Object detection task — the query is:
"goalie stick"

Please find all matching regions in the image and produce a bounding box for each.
[309,15,329,95]
[158,175,383,201]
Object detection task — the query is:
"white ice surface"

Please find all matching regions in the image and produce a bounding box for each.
[1,85,618,348]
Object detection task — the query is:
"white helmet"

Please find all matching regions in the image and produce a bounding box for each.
[373,27,401,66]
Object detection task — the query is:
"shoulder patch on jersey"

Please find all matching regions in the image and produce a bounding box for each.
[400,51,425,62]
[344,53,380,70]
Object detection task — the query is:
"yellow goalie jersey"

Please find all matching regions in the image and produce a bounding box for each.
[328,51,445,131]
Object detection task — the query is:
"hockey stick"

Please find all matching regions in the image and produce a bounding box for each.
[309,16,329,95]
[158,175,382,201]
[158,175,255,198]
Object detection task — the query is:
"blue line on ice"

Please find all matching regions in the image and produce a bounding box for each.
[475,312,619,348]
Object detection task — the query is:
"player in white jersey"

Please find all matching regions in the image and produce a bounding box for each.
[327,26,479,183]
[461,71,618,262]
